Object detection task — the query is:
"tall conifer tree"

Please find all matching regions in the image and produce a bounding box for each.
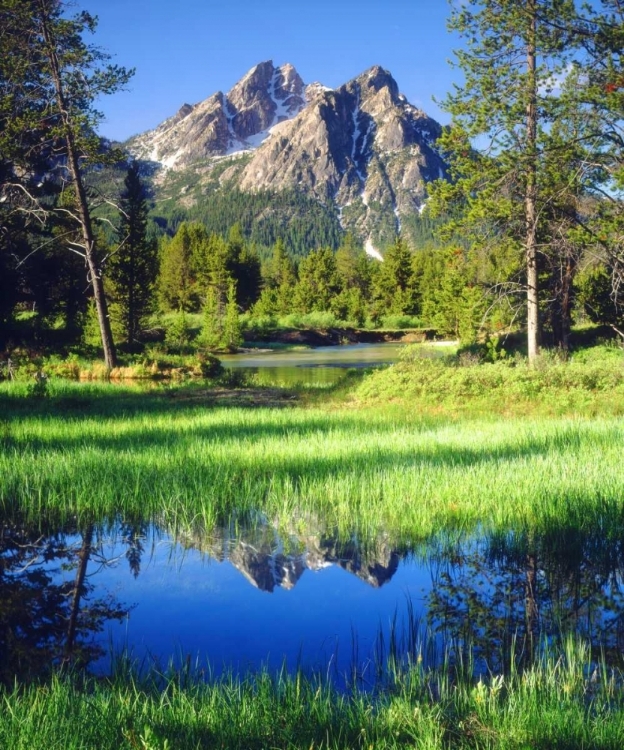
[0,0,133,366]
[110,163,157,345]
[429,0,578,361]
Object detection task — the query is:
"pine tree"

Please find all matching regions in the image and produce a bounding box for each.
[0,0,133,367]
[573,1,624,334]
[373,238,417,315]
[428,0,579,361]
[223,280,242,350]
[198,286,223,351]
[158,223,197,311]
[293,247,341,314]
[110,162,157,345]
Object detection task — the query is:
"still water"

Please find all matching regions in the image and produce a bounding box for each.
[4,519,624,686]
[219,343,407,387]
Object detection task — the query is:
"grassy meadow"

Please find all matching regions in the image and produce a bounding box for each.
[2,342,624,747]
[1,371,624,538]
[3,639,624,750]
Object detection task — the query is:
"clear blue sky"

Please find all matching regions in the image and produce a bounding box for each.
[84,0,462,142]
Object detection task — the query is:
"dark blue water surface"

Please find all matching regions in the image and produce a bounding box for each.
[4,520,624,685]
[76,524,434,683]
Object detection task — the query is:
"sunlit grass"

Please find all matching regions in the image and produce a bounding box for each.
[1,379,623,539]
[353,343,624,417]
[2,638,624,749]
[4,357,624,746]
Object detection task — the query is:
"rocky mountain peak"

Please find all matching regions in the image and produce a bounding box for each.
[175,103,194,121]
[305,81,331,102]
[126,60,306,169]
[356,65,399,102]
[227,60,306,141]
[234,63,447,244]
[127,60,449,247]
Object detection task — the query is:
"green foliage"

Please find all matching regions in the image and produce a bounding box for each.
[293,247,341,313]
[427,0,583,357]
[373,237,417,315]
[198,286,223,351]
[82,300,124,349]
[0,0,134,366]
[3,641,624,749]
[164,311,193,353]
[223,280,243,350]
[357,343,624,416]
[157,224,198,311]
[199,280,242,352]
[26,372,49,399]
[109,163,158,344]
[576,263,624,338]
[154,185,343,258]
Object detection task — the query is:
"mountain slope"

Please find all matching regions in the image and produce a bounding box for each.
[127,61,306,169]
[234,65,446,241]
[127,61,447,249]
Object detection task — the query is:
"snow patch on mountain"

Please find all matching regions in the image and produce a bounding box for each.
[365,237,384,262]
[394,203,402,233]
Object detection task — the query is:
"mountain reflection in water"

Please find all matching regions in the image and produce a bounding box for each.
[3,518,624,686]
[178,523,400,592]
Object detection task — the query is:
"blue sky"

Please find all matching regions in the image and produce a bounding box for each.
[85,0,461,142]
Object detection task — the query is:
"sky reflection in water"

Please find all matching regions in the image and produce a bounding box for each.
[88,524,432,683]
[4,519,624,686]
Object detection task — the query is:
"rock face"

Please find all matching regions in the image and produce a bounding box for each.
[127,61,306,169]
[127,61,447,243]
[236,65,446,236]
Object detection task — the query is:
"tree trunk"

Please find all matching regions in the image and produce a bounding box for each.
[38,2,117,368]
[524,549,539,666]
[552,251,575,351]
[525,0,540,363]
[64,524,93,661]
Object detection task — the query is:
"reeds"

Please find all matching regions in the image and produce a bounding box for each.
[1,379,624,540]
[2,638,623,749]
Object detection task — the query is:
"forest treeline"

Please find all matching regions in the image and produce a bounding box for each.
[0,0,622,362]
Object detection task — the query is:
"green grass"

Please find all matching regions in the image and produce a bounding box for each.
[1,374,624,539]
[2,639,624,749]
[354,343,624,416]
[4,351,624,746]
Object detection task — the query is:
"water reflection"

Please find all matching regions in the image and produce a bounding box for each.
[178,523,400,592]
[427,528,624,673]
[3,518,624,686]
[220,342,407,387]
[0,522,130,685]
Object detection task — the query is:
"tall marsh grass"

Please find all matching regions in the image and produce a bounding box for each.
[2,638,623,749]
[355,343,624,416]
[1,379,624,539]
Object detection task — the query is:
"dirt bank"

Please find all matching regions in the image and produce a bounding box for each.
[243,327,437,347]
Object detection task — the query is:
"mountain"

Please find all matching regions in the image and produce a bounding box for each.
[127,61,306,168]
[127,61,447,249]
[177,522,401,593]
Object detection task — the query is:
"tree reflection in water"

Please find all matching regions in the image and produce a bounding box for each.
[0,521,133,684]
[4,515,624,687]
[425,524,624,675]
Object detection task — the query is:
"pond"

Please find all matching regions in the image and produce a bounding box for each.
[4,518,624,688]
[219,343,409,387]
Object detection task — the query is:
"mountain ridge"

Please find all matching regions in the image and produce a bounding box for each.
[127,60,447,247]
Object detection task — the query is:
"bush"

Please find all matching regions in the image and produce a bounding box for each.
[355,343,624,415]
[379,314,424,330]
[164,312,194,353]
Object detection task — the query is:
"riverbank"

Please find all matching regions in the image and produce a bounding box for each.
[350,341,624,417]
[3,347,624,748]
[2,638,623,750]
[242,325,437,347]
